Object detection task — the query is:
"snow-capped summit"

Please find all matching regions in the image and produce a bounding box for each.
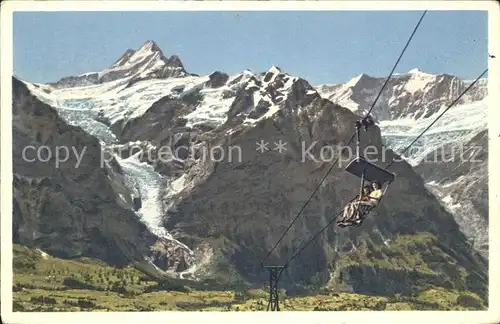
[408,68,422,74]
[315,69,487,121]
[111,40,162,68]
[267,65,282,75]
[49,40,189,89]
[346,73,368,87]
[137,39,160,53]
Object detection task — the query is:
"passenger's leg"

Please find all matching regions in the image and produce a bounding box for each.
[339,204,350,223]
[348,202,359,222]
[339,202,355,226]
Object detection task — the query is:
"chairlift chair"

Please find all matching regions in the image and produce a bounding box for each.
[339,117,396,226]
[345,155,395,201]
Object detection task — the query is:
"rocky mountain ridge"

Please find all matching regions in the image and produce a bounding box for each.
[12,77,194,275]
[315,68,487,121]
[48,40,189,89]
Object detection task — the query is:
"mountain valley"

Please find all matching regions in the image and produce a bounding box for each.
[11,40,489,310]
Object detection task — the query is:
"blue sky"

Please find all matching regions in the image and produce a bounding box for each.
[13,10,487,85]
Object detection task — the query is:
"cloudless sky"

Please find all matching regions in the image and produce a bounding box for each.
[13,10,487,85]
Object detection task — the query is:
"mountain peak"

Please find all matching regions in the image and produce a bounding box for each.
[142,40,157,47]
[111,49,136,68]
[345,73,370,87]
[408,68,423,74]
[167,55,183,68]
[268,65,282,74]
[111,40,164,69]
[138,40,163,54]
[51,40,188,88]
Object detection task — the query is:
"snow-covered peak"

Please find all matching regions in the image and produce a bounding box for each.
[314,69,487,121]
[404,69,437,94]
[50,40,188,89]
[140,40,160,52]
[98,40,188,82]
[238,67,320,125]
[111,49,136,68]
[345,73,368,87]
[112,40,162,69]
[268,65,282,75]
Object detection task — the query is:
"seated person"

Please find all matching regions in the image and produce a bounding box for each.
[338,186,371,226]
[366,181,383,206]
[351,181,383,224]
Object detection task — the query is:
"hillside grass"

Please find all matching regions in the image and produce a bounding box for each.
[331,232,485,298]
[12,244,486,312]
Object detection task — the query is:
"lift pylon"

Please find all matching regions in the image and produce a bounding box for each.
[262,265,287,311]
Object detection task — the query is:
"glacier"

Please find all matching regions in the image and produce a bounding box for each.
[379,98,487,165]
[24,78,199,274]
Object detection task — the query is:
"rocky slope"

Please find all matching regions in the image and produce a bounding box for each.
[18,41,488,299]
[12,76,193,273]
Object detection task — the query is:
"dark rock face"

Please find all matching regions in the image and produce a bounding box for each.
[12,77,193,272]
[248,100,270,119]
[114,94,200,178]
[227,89,254,122]
[206,71,229,89]
[12,77,157,265]
[118,96,194,144]
[133,197,142,211]
[284,78,320,112]
[49,73,100,89]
